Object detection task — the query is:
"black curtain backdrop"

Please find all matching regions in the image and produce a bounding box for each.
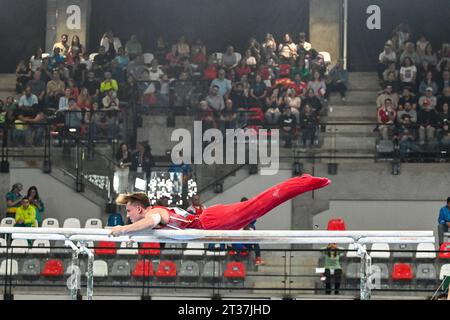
[348,0,450,71]
[0,0,47,73]
[89,0,310,54]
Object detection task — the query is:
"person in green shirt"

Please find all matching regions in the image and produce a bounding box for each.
[15,197,38,228]
[321,243,344,295]
[290,59,310,82]
[6,183,24,218]
[27,186,44,227]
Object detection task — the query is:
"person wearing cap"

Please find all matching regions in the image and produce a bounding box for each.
[438,197,450,245]
[418,87,437,110]
[6,183,24,218]
[15,197,38,228]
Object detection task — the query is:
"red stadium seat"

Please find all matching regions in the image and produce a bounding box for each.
[41,259,64,277]
[132,260,154,278]
[155,261,177,278]
[439,242,450,259]
[391,263,413,280]
[94,241,117,255]
[327,219,346,231]
[224,262,246,279]
[139,243,161,256]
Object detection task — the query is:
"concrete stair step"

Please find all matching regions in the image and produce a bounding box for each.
[322,136,377,151]
[343,91,378,104]
[324,124,377,134]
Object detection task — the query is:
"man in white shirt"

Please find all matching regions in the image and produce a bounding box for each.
[18,86,38,108]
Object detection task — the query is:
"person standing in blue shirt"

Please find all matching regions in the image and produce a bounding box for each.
[438,197,450,245]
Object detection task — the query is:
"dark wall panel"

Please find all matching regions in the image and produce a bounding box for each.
[0,0,47,72]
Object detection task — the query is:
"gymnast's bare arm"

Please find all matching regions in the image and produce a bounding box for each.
[109,207,170,236]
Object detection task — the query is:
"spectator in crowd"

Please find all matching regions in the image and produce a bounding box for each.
[384,70,400,93]
[53,34,70,57]
[376,84,399,110]
[114,47,129,70]
[46,70,66,109]
[285,88,301,122]
[247,37,261,63]
[110,59,125,85]
[172,71,194,108]
[377,98,397,140]
[416,35,429,57]
[186,194,206,216]
[391,23,411,53]
[438,103,450,126]
[6,183,23,218]
[400,41,419,66]
[94,45,113,71]
[206,85,225,115]
[279,107,297,148]
[15,60,31,94]
[244,49,257,69]
[421,43,438,67]
[265,87,283,126]
[418,98,439,145]
[419,71,438,96]
[438,197,450,245]
[5,96,17,123]
[100,31,122,56]
[290,73,308,97]
[118,76,139,104]
[243,217,264,266]
[29,48,43,73]
[329,60,348,102]
[297,32,312,55]
[63,98,82,132]
[148,60,164,82]
[100,71,119,94]
[27,186,44,227]
[129,141,154,189]
[18,85,38,109]
[438,118,450,152]
[382,63,399,83]
[15,197,38,228]
[321,243,344,295]
[398,87,417,110]
[77,87,91,110]
[397,101,417,124]
[249,74,267,108]
[308,71,327,102]
[236,59,251,80]
[82,71,100,100]
[211,69,232,98]
[438,70,450,94]
[395,114,422,159]
[48,47,65,70]
[174,36,190,58]
[399,57,417,91]
[418,87,437,110]
[222,46,239,71]
[69,35,84,56]
[58,88,72,111]
[291,58,310,82]
[278,34,297,64]
[27,71,46,107]
[377,42,397,80]
[191,39,207,57]
[301,88,323,115]
[115,143,132,193]
[219,99,237,131]
[299,104,318,150]
[262,33,277,54]
[197,100,216,131]
[125,35,143,60]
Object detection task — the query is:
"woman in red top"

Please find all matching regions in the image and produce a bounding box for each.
[109,174,331,236]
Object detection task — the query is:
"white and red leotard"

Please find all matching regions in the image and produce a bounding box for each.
[154,174,330,230]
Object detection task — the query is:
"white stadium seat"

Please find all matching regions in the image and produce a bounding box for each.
[117,241,139,255]
[11,239,29,254]
[0,259,18,276]
[29,240,51,255]
[439,264,450,280]
[370,243,390,259]
[92,260,108,278]
[183,242,206,258]
[0,238,7,254]
[42,218,60,228]
[63,218,81,229]
[85,219,103,229]
[1,218,16,227]
[415,243,437,259]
